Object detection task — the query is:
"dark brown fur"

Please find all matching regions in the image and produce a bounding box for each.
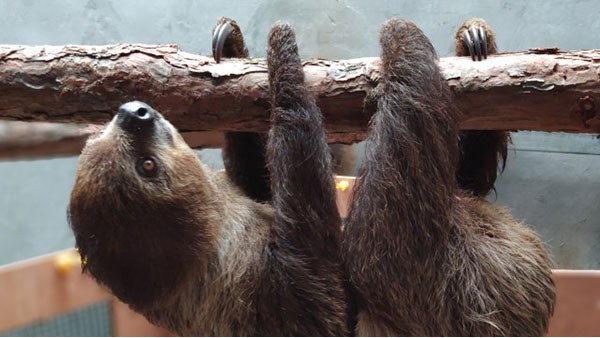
[68,22,348,336]
[342,18,555,336]
[455,18,510,197]
[218,17,358,195]
[214,17,248,59]
[216,17,272,202]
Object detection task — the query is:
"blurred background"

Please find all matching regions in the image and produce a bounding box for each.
[0,0,599,335]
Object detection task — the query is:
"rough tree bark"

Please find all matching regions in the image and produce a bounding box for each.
[1,44,600,148]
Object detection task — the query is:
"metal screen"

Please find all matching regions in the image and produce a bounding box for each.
[1,301,112,337]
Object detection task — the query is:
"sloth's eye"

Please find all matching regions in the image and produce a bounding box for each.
[142,159,155,171]
[136,157,159,177]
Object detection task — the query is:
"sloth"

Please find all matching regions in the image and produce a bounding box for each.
[68,22,349,336]
[455,18,511,197]
[342,18,556,336]
[213,16,361,193]
[213,17,271,202]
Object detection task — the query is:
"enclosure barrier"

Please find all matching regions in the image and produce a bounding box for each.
[0,249,171,336]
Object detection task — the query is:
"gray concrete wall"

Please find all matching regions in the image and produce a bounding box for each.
[1,0,599,267]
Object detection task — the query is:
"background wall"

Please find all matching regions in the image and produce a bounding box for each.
[1,0,599,268]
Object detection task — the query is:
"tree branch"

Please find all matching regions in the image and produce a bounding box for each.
[1,44,600,147]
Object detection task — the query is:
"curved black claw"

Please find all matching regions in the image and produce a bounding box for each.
[462,29,475,61]
[463,24,488,61]
[479,26,488,59]
[212,20,235,63]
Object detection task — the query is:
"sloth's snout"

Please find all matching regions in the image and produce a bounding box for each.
[116,101,156,132]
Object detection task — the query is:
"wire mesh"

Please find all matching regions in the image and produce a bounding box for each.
[1,301,112,337]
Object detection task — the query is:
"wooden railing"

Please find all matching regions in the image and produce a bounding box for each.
[0,249,171,336]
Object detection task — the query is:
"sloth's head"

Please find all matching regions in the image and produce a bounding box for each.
[71,101,207,207]
[68,101,217,309]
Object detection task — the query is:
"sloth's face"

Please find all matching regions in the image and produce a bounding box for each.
[70,101,213,235]
[78,101,201,199]
[68,101,215,308]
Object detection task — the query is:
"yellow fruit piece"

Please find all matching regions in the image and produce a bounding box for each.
[336,180,350,192]
[54,251,81,274]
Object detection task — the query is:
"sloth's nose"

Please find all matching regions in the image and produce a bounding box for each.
[116,101,155,132]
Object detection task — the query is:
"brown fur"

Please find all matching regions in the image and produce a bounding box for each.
[455,18,511,197]
[218,16,357,197]
[68,22,348,336]
[454,18,497,58]
[214,17,248,60]
[342,18,555,336]
[215,17,272,202]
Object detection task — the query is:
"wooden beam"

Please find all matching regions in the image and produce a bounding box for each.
[0,121,90,160]
[0,121,224,160]
[0,121,360,161]
[548,269,600,336]
[1,45,600,145]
